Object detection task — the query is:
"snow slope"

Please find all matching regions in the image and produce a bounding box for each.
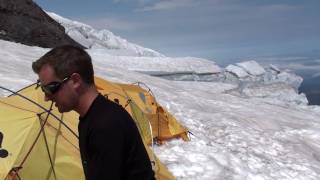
[1,38,320,180]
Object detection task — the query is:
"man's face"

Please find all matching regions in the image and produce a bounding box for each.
[38,64,77,113]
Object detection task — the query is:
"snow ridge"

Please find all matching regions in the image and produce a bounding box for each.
[47,12,164,57]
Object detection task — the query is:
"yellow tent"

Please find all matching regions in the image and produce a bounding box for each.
[0,76,189,180]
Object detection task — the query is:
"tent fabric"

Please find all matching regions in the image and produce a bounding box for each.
[0,76,189,180]
[0,83,82,180]
[94,77,189,144]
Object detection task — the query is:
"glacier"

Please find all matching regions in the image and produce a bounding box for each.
[0,12,320,180]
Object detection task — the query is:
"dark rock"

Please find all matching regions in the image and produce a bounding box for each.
[0,0,84,48]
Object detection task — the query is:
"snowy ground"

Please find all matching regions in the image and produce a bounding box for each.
[1,39,320,180]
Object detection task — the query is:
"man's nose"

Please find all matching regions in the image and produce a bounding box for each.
[44,94,51,101]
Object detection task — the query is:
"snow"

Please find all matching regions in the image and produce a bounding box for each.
[276,71,303,90]
[89,51,222,74]
[47,12,164,57]
[269,64,281,74]
[1,14,320,180]
[236,60,266,76]
[226,64,249,78]
[241,83,308,105]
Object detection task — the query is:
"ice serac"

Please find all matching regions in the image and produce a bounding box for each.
[236,60,266,76]
[225,64,249,78]
[223,61,308,105]
[47,12,164,57]
[276,71,303,91]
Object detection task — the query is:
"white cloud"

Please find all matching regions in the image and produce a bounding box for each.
[136,0,195,11]
[112,0,131,3]
[79,17,147,31]
[312,72,320,78]
[113,0,159,5]
[247,57,320,72]
[258,4,298,13]
[281,63,320,71]
[257,57,311,62]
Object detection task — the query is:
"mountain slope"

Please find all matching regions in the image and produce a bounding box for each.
[0,0,83,48]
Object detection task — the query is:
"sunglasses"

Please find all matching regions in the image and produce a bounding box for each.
[37,76,70,95]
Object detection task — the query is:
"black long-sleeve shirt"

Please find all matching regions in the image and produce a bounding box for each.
[78,94,155,180]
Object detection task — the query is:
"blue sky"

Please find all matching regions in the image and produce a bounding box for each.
[35,0,320,64]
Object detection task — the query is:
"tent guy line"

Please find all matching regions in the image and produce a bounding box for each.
[0,85,79,139]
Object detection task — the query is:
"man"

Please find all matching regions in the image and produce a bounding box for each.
[32,45,155,180]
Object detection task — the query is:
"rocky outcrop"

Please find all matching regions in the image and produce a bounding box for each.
[0,0,83,48]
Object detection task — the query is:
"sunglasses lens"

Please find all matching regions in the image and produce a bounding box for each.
[41,82,61,95]
[37,76,70,96]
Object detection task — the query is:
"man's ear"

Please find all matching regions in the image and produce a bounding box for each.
[70,73,82,89]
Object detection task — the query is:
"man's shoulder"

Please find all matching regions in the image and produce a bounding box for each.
[89,94,132,125]
[96,94,127,114]
[92,94,117,109]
